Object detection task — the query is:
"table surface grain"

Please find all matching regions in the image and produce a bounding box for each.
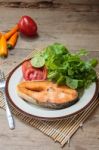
[0,1,99,150]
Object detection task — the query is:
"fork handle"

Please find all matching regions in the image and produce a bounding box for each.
[3,92,15,130]
[6,102,15,130]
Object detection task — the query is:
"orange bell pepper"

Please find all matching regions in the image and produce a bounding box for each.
[0,35,8,57]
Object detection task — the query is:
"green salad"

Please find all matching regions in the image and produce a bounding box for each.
[31,43,98,89]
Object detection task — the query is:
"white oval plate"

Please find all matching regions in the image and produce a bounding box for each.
[5,61,99,120]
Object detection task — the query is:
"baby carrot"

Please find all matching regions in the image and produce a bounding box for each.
[4,24,19,40]
[0,35,8,57]
[7,32,19,49]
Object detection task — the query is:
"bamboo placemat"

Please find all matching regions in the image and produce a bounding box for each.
[0,50,99,147]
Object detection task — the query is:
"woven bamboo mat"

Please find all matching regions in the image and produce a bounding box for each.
[0,50,99,147]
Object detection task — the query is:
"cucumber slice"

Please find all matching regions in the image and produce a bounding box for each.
[30,56,45,68]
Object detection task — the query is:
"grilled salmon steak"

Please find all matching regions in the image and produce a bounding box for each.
[16,81,78,109]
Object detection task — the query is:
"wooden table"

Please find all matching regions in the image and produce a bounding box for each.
[0,1,99,150]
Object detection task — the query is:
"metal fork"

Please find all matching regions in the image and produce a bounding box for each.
[0,70,15,129]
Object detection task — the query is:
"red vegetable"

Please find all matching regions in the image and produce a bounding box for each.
[22,60,32,78]
[22,60,47,81]
[18,16,37,37]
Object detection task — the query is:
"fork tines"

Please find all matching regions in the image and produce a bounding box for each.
[0,70,5,81]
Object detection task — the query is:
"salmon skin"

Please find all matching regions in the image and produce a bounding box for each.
[16,81,79,109]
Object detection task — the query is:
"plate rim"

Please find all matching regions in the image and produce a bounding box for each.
[5,59,99,121]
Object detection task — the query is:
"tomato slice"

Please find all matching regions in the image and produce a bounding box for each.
[24,67,47,81]
[22,60,47,81]
[22,60,32,74]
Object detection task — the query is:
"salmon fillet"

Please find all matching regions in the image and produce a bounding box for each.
[16,81,78,109]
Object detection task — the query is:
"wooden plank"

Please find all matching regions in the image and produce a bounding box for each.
[0,1,99,9]
[0,0,99,5]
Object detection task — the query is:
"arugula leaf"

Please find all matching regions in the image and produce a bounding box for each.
[90,58,98,67]
[43,43,69,60]
[77,49,88,56]
[66,76,79,89]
